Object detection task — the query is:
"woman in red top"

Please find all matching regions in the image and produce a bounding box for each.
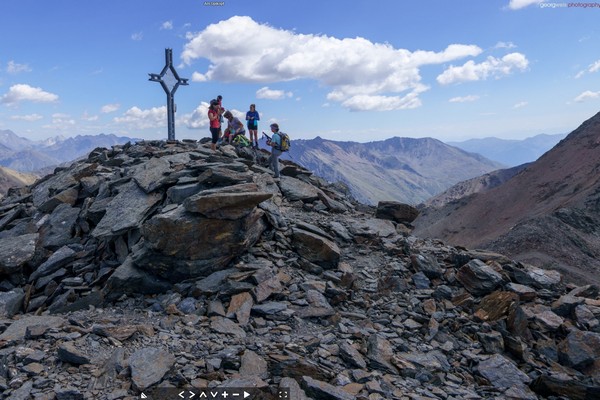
[208,99,221,151]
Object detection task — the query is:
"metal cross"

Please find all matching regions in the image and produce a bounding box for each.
[149,48,189,141]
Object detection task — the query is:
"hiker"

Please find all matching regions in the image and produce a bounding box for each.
[223,111,246,144]
[266,123,282,179]
[217,95,224,124]
[246,104,260,148]
[208,99,221,151]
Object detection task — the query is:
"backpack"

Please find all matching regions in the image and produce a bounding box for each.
[278,132,291,152]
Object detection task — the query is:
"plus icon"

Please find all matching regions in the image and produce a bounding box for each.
[222,391,229,398]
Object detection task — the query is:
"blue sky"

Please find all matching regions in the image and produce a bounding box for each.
[1,0,599,143]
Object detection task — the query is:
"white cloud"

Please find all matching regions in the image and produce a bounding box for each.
[10,114,43,121]
[182,16,482,111]
[339,93,423,112]
[114,106,166,129]
[507,0,545,10]
[101,103,120,113]
[131,32,143,41]
[494,41,517,49]
[573,90,600,103]
[161,21,173,30]
[256,87,293,100]
[449,95,480,103]
[81,112,99,121]
[513,101,528,108]
[436,53,529,85]
[6,61,31,74]
[183,102,210,129]
[51,113,75,125]
[575,60,600,79]
[0,84,59,105]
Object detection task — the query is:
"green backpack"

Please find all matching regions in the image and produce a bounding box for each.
[278,132,291,152]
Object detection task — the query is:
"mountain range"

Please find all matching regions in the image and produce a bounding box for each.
[414,111,600,286]
[448,133,567,167]
[0,129,569,208]
[0,129,138,172]
[284,136,504,205]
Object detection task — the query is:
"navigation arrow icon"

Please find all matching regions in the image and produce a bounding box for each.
[244,392,250,399]
[189,391,196,398]
[179,391,185,399]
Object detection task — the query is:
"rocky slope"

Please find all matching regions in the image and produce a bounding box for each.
[421,164,528,209]
[285,136,504,206]
[0,140,599,399]
[0,166,38,200]
[413,111,600,286]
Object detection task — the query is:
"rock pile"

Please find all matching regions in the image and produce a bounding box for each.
[0,139,599,399]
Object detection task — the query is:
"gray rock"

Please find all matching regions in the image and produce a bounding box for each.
[136,206,266,282]
[280,377,309,400]
[278,176,320,202]
[210,316,246,338]
[103,257,171,301]
[38,186,79,213]
[57,342,91,365]
[296,290,335,318]
[184,190,272,220]
[558,329,600,370]
[292,228,341,268]
[29,245,77,283]
[194,269,237,294]
[166,182,204,204]
[367,334,398,374]
[411,253,444,279]
[0,233,38,274]
[130,156,171,193]
[456,259,503,296]
[0,288,25,317]
[38,203,80,249]
[92,180,162,238]
[339,341,367,369]
[551,294,585,317]
[129,347,175,391]
[0,315,64,341]
[375,201,419,223]
[239,350,268,377]
[477,354,531,389]
[524,265,562,289]
[301,376,354,400]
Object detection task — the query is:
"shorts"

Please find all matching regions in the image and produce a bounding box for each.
[210,127,220,144]
[247,123,258,131]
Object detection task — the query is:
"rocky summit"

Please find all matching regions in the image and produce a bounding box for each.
[0,139,599,400]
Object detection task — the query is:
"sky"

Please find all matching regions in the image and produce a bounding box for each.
[1,0,599,143]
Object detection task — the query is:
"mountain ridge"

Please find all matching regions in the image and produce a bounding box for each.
[448,133,567,166]
[0,130,139,172]
[286,136,504,205]
[414,110,600,285]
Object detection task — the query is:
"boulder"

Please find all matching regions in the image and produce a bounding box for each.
[375,200,419,224]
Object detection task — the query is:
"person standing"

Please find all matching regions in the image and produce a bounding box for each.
[208,99,221,151]
[217,95,224,124]
[266,123,282,179]
[246,104,260,148]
